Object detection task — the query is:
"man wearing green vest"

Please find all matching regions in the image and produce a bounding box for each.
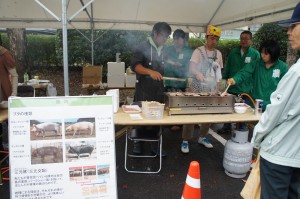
[218,30,260,134]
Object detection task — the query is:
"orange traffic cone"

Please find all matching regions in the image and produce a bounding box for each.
[182,161,201,199]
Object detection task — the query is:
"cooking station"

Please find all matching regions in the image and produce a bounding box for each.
[164,92,235,115]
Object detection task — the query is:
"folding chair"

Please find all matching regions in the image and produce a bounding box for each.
[124,127,162,174]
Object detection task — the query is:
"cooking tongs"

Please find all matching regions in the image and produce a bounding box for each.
[162,76,186,82]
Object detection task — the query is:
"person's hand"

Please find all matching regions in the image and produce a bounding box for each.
[227,78,235,85]
[195,73,205,81]
[149,70,163,81]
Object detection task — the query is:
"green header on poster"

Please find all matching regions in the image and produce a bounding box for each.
[9,96,113,108]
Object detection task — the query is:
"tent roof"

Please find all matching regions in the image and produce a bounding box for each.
[0,0,298,33]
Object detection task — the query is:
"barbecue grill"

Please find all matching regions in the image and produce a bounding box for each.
[164,92,235,115]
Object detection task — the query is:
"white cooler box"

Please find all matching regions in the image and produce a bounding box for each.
[125,74,136,87]
[107,62,125,76]
[107,75,125,87]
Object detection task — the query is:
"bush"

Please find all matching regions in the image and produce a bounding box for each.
[252,23,288,61]
[27,34,59,68]
[187,37,240,65]
[1,31,252,75]
[55,29,149,76]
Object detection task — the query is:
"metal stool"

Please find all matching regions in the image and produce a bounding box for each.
[124,127,162,174]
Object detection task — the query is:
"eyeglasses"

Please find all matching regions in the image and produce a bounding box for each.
[158,32,170,39]
[240,38,251,41]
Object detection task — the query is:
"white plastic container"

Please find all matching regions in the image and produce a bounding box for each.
[234,103,248,114]
[142,101,164,119]
[106,89,119,113]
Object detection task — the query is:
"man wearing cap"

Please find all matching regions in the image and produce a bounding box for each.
[250,3,300,198]
[180,25,223,153]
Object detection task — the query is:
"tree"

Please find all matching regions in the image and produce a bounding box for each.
[252,23,290,64]
[7,28,27,80]
[286,42,298,68]
[56,29,149,71]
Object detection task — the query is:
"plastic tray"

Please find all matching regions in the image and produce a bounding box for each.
[122,105,142,113]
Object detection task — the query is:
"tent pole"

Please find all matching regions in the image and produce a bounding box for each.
[62,0,69,96]
[91,3,94,66]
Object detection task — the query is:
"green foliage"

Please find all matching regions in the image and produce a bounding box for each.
[252,23,288,61]
[26,34,59,68]
[0,34,9,48]
[217,40,240,64]
[188,38,206,49]
[3,24,292,73]
[187,37,240,64]
[55,29,149,75]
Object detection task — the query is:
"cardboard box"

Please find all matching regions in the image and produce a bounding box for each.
[107,62,125,75]
[82,66,102,84]
[125,74,136,87]
[107,75,125,88]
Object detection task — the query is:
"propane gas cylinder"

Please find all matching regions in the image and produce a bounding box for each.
[223,129,253,178]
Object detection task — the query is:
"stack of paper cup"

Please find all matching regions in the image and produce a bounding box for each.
[106,89,119,113]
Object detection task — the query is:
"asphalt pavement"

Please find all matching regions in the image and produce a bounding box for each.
[1,123,253,199]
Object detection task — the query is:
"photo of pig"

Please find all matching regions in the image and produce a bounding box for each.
[65,118,95,139]
[69,167,83,181]
[97,165,110,179]
[83,166,97,180]
[65,141,97,162]
[31,142,63,164]
[30,120,62,140]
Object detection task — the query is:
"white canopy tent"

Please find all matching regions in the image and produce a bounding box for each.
[0,0,298,95]
[0,0,298,32]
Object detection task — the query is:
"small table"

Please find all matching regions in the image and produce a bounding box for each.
[18,80,50,96]
[114,108,260,126]
[82,84,135,95]
[114,108,260,137]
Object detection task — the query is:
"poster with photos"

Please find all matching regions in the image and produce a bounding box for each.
[8,96,117,199]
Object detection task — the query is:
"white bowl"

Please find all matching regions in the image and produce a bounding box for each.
[234,106,247,114]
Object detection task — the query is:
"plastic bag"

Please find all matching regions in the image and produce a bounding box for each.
[240,152,261,199]
[47,83,57,96]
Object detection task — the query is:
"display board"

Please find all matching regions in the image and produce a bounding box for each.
[8,96,117,199]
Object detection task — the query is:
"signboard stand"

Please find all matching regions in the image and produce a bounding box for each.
[8,96,117,199]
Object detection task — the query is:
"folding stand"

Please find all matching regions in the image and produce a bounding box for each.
[124,128,162,174]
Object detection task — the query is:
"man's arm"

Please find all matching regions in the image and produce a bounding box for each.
[232,62,254,84]
[9,68,18,96]
[134,64,163,81]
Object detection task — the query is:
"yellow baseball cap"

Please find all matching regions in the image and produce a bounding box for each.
[206,25,221,37]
